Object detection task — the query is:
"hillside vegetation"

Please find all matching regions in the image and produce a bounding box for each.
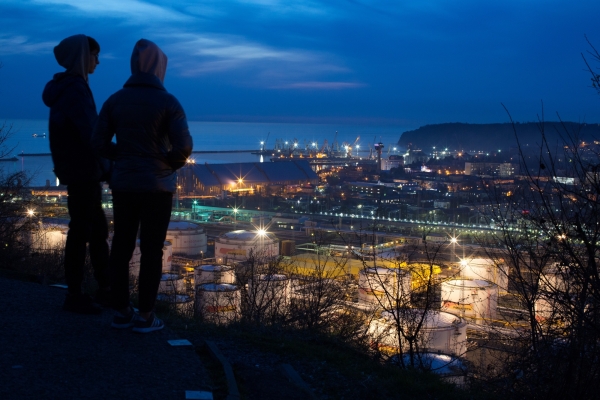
[398,122,600,151]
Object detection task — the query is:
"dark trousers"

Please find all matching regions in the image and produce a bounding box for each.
[110,191,173,313]
[65,182,110,295]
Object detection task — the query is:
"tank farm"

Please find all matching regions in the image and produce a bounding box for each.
[115,219,552,384]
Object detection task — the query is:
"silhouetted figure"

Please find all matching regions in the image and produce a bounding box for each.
[93,39,193,333]
[42,34,111,314]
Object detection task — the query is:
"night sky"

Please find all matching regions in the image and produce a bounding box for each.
[1,0,599,127]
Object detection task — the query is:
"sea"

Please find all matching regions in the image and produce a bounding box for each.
[0,119,412,187]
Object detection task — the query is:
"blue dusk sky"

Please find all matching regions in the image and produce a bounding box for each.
[1,0,599,127]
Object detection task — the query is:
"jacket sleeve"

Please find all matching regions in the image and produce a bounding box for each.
[166,96,193,170]
[92,97,118,160]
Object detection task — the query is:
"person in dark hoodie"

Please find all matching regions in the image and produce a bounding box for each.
[42,34,111,314]
[93,39,193,333]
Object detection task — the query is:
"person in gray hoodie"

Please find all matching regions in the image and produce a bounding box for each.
[42,34,110,315]
[93,39,193,333]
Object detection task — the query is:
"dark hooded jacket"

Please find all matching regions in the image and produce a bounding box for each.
[92,39,193,193]
[42,34,106,185]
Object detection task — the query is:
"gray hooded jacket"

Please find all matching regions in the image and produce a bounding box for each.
[92,39,193,193]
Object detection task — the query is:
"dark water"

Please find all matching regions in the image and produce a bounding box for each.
[1,119,409,186]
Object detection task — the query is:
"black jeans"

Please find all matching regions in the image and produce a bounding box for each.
[110,191,173,313]
[65,182,110,295]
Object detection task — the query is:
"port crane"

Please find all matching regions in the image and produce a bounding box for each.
[260,132,270,151]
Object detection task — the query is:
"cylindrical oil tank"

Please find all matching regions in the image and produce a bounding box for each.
[441,279,498,322]
[535,265,570,322]
[195,283,241,324]
[215,230,279,262]
[290,278,343,302]
[459,258,509,292]
[247,274,291,312]
[158,272,185,293]
[194,264,236,285]
[27,224,68,251]
[166,221,207,256]
[358,267,412,308]
[156,293,194,315]
[369,309,467,356]
[280,240,295,256]
[162,241,173,272]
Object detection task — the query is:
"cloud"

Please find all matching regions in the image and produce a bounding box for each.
[162,32,358,89]
[32,0,190,22]
[234,0,328,15]
[165,32,307,64]
[164,32,317,75]
[0,35,55,55]
[272,81,366,89]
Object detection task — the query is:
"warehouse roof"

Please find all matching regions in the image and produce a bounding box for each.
[189,160,318,186]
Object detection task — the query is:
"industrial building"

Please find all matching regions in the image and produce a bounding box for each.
[179,160,319,196]
[464,162,519,177]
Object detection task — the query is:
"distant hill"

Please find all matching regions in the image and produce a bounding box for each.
[398,122,600,151]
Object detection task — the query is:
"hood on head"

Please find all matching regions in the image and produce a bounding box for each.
[53,34,90,82]
[130,39,167,83]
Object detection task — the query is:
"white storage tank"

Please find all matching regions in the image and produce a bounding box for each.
[27,224,68,251]
[369,309,467,356]
[247,274,291,314]
[215,230,279,262]
[156,293,194,315]
[194,264,236,285]
[290,278,343,301]
[158,272,185,294]
[459,258,509,292]
[441,279,498,322]
[195,283,241,324]
[166,221,207,256]
[162,241,173,272]
[358,267,411,309]
[535,265,570,323]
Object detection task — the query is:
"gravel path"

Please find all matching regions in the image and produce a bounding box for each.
[0,277,211,400]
